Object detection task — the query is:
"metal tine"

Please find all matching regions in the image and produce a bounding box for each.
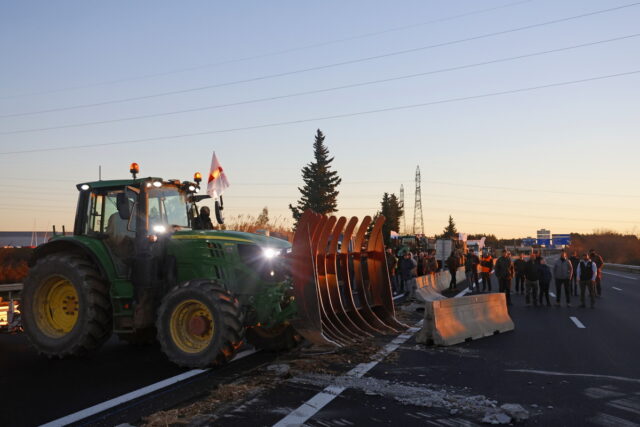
[350,216,397,334]
[311,215,352,345]
[325,217,373,339]
[290,210,340,346]
[315,216,360,342]
[337,217,381,336]
[366,215,408,330]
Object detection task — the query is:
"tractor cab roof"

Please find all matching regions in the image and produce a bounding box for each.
[76,177,191,191]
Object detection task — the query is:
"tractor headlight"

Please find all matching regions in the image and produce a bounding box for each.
[262,248,281,259]
[153,224,167,234]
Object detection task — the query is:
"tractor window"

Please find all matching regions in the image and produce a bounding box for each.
[148,186,190,229]
[86,190,135,235]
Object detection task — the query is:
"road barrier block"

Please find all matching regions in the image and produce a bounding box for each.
[415,293,514,345]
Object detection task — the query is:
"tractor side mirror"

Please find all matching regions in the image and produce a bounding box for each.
[116,193,132,220]
[215,196,224,225]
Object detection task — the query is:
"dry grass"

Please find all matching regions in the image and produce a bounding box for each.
[568,232,640,265]
[221,213,293,241]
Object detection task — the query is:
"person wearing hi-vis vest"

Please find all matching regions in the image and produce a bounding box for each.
[577,253,598,308]
[479,251,494,292]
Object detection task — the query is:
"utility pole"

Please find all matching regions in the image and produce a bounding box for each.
[413,165,424,235]
[399,184,406,234]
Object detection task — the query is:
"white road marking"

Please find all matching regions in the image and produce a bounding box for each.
[506,369,640,385]
[570,316,586,329]
[613,287,623,291]
[549,292,556,298]
[393,294,403,300]
[273,321,424,427]
[603,271,639,280]
[455,288,470,298]
[41,348,258,427]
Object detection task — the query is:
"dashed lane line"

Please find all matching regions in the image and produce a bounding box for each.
[612,287,623,291]
[272,320,424,427]
[40,348,258,427]
[570,316,586,329]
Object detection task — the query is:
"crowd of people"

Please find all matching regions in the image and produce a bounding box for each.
[386,246,605,309]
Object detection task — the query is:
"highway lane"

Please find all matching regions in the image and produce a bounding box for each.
[213,273,640,426]
[1,271,637,426]
[0,333,273,427]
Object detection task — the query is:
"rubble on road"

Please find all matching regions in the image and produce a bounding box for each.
[287,372,530,423]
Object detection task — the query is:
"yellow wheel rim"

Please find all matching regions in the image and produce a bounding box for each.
[169,299,215,354]
[34,276,79,338]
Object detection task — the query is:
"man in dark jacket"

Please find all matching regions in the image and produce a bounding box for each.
[494,249,515,305]
[399,252,417,297]
[537,257,553,306]
[524,252,540,306]
[425,249,439,274]
[569,251,580,296]
[589,249,605,297]
[514,253,527,295]
[578,253,597,308]
[446,251,461,291]
[465,250,480,293]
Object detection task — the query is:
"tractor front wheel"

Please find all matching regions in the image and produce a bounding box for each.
[156,280,243,368]
[21,254,112,357]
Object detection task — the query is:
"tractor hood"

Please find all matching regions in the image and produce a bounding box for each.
[170,230,291,251]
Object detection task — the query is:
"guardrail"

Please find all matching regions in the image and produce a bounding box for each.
[604,264,640,274]
[0,283,23,292]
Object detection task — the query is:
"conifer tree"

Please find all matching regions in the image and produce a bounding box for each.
[289,129,342,222]
[379,192,403,245]
[441,215,458,239]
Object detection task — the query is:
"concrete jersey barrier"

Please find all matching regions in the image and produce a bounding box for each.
[415,293,514,346]
[414,268,466,302]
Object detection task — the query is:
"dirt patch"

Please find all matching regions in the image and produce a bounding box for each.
[140,376,272,426]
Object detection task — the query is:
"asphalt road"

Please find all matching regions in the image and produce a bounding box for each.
[0,269,638,426]
[214,270,640,426]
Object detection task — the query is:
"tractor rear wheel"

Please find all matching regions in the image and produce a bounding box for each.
[156,280,244,368]
[22,254,112,357]
[246,323,301,351]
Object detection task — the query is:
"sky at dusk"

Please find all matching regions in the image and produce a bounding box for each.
[0,0,638,238]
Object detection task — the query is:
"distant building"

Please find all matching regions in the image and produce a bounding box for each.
[537,229,551,247]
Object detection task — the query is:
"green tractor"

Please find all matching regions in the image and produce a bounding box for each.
[22,164,297,367]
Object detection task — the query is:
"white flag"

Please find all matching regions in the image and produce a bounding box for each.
[207,152,230,199]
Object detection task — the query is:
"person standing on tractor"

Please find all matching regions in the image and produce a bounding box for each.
[494,249,514,305]
[569,251,580,296]
[192,206,214,230]
[479,250,494,292]
[446,250,461,291]
[465,249,480,293]
[589,249,604,297]
[578,253,597,308]
[553,251,573,306]
[514,253,527,295]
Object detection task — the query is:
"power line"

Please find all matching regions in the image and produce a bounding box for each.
[4,33,638,135]
[1,1,637,119]
[0,0,535,101]
[1,68,638,156]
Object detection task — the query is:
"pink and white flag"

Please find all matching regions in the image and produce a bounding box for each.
[206,152,230,199]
